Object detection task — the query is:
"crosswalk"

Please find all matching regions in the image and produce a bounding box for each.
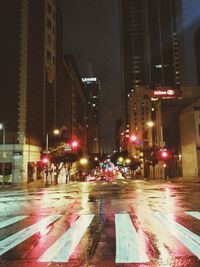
[0,211,200,264]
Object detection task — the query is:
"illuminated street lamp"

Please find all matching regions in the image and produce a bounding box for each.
[79,157,88,165]
[117,157,124,164]
[46,128,60,153]
[125,158,131,164]
[146,121,154,128]
[0,124,5,186]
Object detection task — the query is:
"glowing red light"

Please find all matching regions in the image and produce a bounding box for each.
[71,140,78,148]
[42,157,48,164]
[129,134,137,142]
[161,151,168,158]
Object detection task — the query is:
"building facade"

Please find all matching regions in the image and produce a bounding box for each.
[0,0,87,184]
[180,100,200,181]
[65,57,88,155]
[82,77,102,156]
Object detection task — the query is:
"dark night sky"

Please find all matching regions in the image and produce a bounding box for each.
[63,0,122,153]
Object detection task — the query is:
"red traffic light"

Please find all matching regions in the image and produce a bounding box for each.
[158,149,170,160]
[129,133,137,143]
[42,157,48,164]
[71,140,79,149]
[40,153,49,165]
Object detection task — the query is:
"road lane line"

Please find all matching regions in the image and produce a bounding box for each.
[38,214,95,262]
[0,215,60,256]
[115,214,149,263]
[186,211,200,220]
[154,212,200,259]
[0,216,28,229]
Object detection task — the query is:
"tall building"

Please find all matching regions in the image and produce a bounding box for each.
[120,0,146,95]
[0,0,87,183]
[121,0,181,98]
[177,0,200,86]
[65,56,88,155]
[82,78,102,156]
[0,1,58,183]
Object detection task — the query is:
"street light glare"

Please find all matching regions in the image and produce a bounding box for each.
[146,121,154,128]
[80,158,88,165]
[53,129,60,135]
[0,124,3,130]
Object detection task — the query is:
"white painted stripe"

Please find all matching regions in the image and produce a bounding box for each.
[39,214,94,262]
[115,214,149,263]
[154,212,200,259]
[0,215,60,256]
[0,216,28,229]
[186,211,200,220]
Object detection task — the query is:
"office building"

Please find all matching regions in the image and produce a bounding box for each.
[82,77,102,155]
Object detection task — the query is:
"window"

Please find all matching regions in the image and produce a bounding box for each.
[47,3,52,14]
[46,50,51,61]
[47,18,51,29]
[47,34,51,45]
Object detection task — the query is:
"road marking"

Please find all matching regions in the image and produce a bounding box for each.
[0,216,28,229]
[115,214,149,263]
[186,211,200,220]
[38,214,95,262]
[154,212,200,259]
[0,215,60,256]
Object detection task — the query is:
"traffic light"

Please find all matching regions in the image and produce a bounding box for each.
[158,149,170,160]
[40,153,49,166]
[71,140,79,150]
[129,133,137,143]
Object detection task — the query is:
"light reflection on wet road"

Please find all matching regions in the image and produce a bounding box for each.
[0,179,200,266]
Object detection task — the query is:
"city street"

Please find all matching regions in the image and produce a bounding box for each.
[0,179,200,267]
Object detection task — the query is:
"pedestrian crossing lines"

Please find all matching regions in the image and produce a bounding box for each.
[0,211,199,264]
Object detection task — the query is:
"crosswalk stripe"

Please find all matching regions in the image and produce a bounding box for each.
[154,212,200,259]
[115,214,149,263]
[0,215,60,256]
[0,216,28,229]
[38,214,95,262]
[186,211,200,220]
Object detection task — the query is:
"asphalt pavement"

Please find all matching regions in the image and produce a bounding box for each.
[0,179,200,267]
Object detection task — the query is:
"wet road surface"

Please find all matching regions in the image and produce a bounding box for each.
[0,179,200,267]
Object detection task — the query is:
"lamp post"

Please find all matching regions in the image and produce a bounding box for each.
[45,128,60,153]
[142,121,154,179]
[0,124,5,186]
[44,128,60,185]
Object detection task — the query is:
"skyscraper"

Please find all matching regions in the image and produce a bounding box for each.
[0,0,88,183]
[121,0,181,97]
[82,78,102,155]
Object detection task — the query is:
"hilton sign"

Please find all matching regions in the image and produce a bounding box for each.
[149,87,181,99]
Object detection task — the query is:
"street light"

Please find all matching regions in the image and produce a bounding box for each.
[0,124,5,186]
[79,157,88,165]
[46,128,60,153]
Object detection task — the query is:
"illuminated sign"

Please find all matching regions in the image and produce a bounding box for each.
[149,87,181,99]
[82,77,97,82]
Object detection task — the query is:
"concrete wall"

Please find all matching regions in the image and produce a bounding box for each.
[180,107,198,177]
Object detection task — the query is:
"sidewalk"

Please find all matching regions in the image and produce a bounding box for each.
[0,179,47,191]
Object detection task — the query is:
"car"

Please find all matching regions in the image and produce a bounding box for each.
[97,174,107,181]
[86,175,96,182]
